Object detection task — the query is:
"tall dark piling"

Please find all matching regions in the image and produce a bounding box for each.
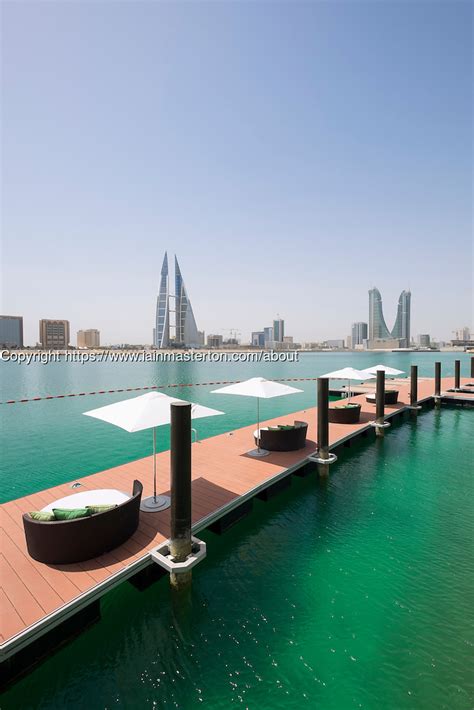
[434,361,441,408]
[170,401,192,591]
[454,360,461,390]
[375,369,386,436]
[317,378,330,476]
[471,356,474,379]
[410,365,418,417]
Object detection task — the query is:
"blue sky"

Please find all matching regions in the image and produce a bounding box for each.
[2,1,472,345]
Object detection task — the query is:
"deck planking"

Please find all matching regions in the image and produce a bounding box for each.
[1,375,470,657]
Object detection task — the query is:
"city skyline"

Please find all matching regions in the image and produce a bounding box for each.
[2,2,472,344]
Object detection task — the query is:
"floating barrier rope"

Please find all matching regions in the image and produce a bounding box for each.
[1,378,323,405]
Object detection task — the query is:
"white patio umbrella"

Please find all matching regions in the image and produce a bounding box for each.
[320,367,374,402]
[211,377,303,457]
[360,364,405,378]
[84,392,224,512]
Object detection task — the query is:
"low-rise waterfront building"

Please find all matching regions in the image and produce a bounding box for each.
[418,334,431,348]
[207,334,223,348]
[251,331,265,347]
[77,329,100,348]
[0,315,24,348]
[39,319,70,349]
[325,339,345,348]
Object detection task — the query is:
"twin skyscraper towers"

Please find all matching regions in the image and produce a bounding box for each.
[153,252,202,348]
[368,287,411,347]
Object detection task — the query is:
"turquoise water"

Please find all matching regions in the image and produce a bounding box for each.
[0,352,470,502]
[2,407,473,709]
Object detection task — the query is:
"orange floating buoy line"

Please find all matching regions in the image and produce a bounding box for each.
[1,378,319,405]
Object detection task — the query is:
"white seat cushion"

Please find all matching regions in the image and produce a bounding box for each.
[41,488,130,513]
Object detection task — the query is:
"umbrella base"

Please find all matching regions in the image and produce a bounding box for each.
[247,448,270,457]
[140,495,171,512]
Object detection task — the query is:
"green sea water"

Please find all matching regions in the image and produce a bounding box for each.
[1,405,473,709]
[0,351,471,502]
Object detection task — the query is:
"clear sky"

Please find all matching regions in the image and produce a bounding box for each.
[2,1,472,345]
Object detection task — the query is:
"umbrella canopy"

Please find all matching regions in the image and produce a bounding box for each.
[84,392,223,511]
[211,377,303,399]
[320,367,374,402]
[84,391,223,431]
[360,364,405,377]
[211,377,303,456]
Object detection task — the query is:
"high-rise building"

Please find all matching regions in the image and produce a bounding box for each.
[351,322,368,346]
[154,253,201,348]
[418,334,430,347]
[368,287,411,346]
[175,256,200,347]
[39,319,70,349]
[154,252,170,348]
[0,315,24,348]
[368,288,392,340]
[263,326,274,347]
[77,329,100,348]
[391,290,411,346]
[273,318,284,342]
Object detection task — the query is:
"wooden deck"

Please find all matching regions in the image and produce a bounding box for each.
[0,375,470,662]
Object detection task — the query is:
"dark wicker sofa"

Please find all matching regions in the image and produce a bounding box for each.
[365,390,399,405]
[23,480,143,564]
[254,421,308,452]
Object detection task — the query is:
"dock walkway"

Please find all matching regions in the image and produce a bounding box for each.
[1,376,471,666]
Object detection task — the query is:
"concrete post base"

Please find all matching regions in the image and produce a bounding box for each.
[170,570,192,591]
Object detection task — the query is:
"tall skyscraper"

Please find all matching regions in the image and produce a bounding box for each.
[368,288,392,340]
[0,315,23,347]
[391,290,411,345]
[273,318,284,342]
[368,287,411,345]
[351,322,368,346]
[154,253,201,348]
[39,319,70,349]
[174,256,200,347]
[154,252,170,348]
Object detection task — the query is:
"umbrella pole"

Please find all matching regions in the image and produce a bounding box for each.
[257,398,260,452]
[153,427,157,503]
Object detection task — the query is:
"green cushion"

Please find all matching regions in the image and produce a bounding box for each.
[29,510,55,521]
[86,504,117,514]
[278,425,295,430]
[53,508,91,521]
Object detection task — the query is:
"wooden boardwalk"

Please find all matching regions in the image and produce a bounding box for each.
[0,375,470,661]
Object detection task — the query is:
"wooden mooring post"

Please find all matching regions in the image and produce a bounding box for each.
[375,369,386,436]
[317,377,330,476]
[409,365,420,417]
[471,356,474,379]
[454,360,461,391]
[170,401,193,591]
[434,361,441,408]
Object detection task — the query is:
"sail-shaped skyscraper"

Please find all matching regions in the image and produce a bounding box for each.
[154,253,201,348]
[174,256,200,347]
[154,252,170,348]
